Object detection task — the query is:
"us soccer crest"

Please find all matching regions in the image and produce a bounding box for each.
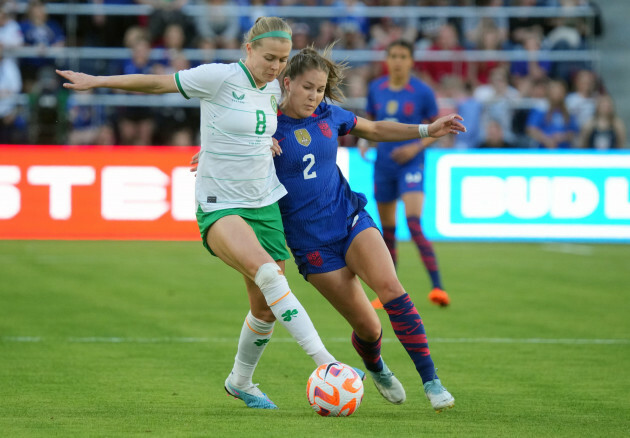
[318,121,332,138]
[270,95,278,112]
[386,100,399,116]
[294,129,311,147]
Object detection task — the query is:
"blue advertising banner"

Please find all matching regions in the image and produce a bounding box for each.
[423,150,630,242]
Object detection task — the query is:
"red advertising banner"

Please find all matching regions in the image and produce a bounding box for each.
[0,145,201,240]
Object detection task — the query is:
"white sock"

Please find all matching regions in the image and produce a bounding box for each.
[230,311,274,388]
[255,263,335,366]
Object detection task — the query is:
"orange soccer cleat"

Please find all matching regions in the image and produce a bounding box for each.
[428,288,450,307]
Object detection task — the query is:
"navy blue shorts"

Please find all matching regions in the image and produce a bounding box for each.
[291,209,378,280]
[374,163,424,203]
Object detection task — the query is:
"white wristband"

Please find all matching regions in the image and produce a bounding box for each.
[418,124,430,138]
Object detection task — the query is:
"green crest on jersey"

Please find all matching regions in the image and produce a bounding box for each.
[270,95,278,112]
[386,100,399,115]
[294,129,311,147]
[232,91,245,101]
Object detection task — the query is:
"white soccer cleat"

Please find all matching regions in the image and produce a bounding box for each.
[368,363,406,404]
[423,378,454,412]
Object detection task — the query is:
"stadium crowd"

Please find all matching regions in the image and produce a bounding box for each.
[0,0,626,149]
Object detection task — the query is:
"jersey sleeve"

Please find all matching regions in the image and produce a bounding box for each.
[174,63,231,100]
[332,105,358,136]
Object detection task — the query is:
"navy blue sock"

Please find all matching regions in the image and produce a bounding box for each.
[407,216,442,289]
[384,293,437,383]
[351,331,384,373]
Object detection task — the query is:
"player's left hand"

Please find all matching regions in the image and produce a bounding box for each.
[190,151,200,173]
[390,142,422,165]
[428,114,466,138]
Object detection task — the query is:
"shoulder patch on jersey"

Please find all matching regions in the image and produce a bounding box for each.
[294,129,311,147]
[317,121,332,138]
[270,95,278,112]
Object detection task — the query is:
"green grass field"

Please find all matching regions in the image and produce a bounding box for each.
[1,240,629,437]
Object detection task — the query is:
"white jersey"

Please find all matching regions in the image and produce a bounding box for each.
[175,61,287,212]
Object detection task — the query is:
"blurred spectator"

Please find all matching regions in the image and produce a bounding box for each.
[337,21,367,52]
[28,66,68,144]
[290,22,311,50]
[417,23,468,92]
[115,37,159,145]
[0,42,24,143]
[511,76,548,148]
[474,65,520,144]
[19,0,65,91]
[565,68,598,129]
[369,0,417,50]
[542,0,601,80]
[478,118,514,148]
[193,0,240,50]
[508,0,546,48]
[526,79,579,149]
[66,90,108,145]
[415,0,454,50]
[333,0,369,38]
[313,19,337,50]
[440,75,483,149]
[0,1,23,57]
[153,52,199,146]
[509,30,551,89]
[238,0,269,35]
[578,94,626,150]
[462,0,508,48]
[135,0,192,46]
[468,22,507,87]
[81,0,138,49]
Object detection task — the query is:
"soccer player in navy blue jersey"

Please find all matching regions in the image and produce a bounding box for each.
[359,39,450,308]
[272,46,464,411]
[191,46,465,411]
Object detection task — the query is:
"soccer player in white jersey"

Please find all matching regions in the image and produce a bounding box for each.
[56,17,341,410]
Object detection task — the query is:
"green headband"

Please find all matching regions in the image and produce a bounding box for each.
[250,31,292,42]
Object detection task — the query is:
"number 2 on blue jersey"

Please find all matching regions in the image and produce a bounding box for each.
[303,154,317,179]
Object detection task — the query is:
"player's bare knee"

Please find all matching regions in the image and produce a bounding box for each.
[254,263,283,289]
[376,278,405,304]
[354,323,382,343]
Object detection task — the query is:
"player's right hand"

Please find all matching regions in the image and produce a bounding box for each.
[56,69,98,91]
[357,138,369,159]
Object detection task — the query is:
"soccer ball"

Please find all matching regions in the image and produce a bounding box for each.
[306,362,364,417]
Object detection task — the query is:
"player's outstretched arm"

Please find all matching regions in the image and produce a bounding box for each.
[56,69,178,94]
[352,113,465,143]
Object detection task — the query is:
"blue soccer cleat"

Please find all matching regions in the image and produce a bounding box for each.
[368,362,406,404]
[224,374,278,409]
[423,378,454,412]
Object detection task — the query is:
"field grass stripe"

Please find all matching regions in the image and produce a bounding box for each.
[2,336,629,345]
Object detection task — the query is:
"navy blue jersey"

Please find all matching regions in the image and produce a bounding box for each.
[366,76,438,171]
[274,101,367,250]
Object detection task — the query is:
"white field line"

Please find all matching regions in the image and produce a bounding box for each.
[541,243,595,256]
[1,336,628,345]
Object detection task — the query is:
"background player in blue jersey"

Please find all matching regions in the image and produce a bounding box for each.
[272,46,464,411]
[359,40,450,308]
